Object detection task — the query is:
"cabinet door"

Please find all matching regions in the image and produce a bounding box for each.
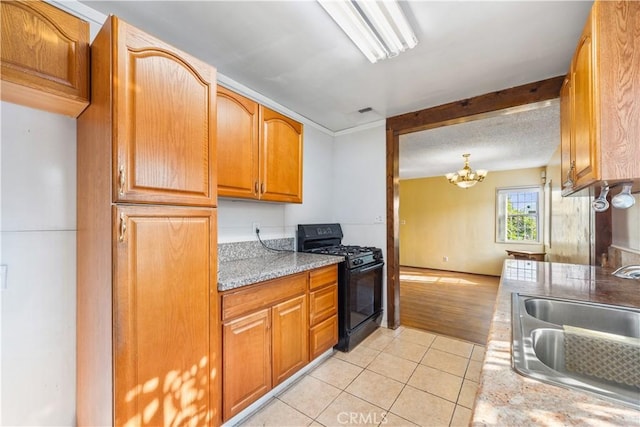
[113,205,220,426]
[572,28,598,188]
[0,0,89,117]
[560,77,574,192]
[310,315,338,360]
[223,309,271,421]
[217,86,260,199]
[272,295,308,386]
[113,18,216,206]
[259,106,303,203]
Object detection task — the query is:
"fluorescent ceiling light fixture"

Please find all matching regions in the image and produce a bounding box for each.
[318,0,418,63]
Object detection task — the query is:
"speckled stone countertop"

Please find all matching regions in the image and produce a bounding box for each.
[218,240,343,291]
[472,260,640,426]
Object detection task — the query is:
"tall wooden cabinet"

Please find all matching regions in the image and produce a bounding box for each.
[561,0,640,195]
[0,0,89,117]
[77,16,220,426]
[217,86,303,203]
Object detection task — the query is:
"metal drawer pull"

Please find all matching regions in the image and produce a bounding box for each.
[119,212,127,242]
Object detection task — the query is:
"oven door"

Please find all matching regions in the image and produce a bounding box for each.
[347,262,383,330]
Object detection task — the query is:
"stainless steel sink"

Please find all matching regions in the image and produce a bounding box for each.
[512,293,640,409]
[524,297,640,337]
[613,264,640,280]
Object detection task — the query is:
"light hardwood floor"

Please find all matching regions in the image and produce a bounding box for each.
[399,267,499,345]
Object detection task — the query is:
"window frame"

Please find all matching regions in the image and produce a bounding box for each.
[495,185,543,244]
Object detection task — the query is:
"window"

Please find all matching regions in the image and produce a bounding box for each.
[496,186,542,243]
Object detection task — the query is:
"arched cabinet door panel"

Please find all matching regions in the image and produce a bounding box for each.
[0,0,89,116]
[113,18,217,206]
[260,106,303,203]
[217,86,260,199]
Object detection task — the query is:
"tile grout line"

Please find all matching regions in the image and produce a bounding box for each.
[240,328,484,426]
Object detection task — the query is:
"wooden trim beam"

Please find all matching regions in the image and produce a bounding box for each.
[384,76,565,329]
[387,76,565,135]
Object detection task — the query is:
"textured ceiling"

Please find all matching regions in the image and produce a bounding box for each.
[399,102,560,179]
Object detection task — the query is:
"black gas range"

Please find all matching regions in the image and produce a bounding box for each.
[298,223,384,352]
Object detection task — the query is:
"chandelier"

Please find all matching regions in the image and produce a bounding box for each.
[445,154,488,188]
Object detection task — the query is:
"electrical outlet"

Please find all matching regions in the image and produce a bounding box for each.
[443,256,449,262]
[252,222,260,235]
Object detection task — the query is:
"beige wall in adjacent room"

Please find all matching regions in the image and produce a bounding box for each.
[544,146,593,265]
[399,167,545,276]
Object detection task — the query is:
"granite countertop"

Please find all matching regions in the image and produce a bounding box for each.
[472,260,640,426]
[218,251,343,292]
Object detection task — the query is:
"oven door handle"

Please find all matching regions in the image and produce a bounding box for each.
[353,262,384,274]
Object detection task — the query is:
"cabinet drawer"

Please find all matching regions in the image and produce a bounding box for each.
[310,315,338,360]
[309,264,338,290]
[222,273,307,321]
[309,284,337,326]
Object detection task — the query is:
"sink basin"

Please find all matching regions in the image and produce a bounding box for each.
[512,293,640,409]
[613,265,640,280]
[524,297,640,337]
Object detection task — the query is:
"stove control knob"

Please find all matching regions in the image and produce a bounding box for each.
[354,258,363,265]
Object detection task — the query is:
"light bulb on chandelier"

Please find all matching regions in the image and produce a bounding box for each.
[445,154,488,188]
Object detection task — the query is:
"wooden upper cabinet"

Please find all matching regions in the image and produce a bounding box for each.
[92,16,217,206]
[260,106,304,203]
[113,205,220,426]
[0,0,89,117]
[559,78,574,192]
[217,86,260,198]
[571,30,597,189]
[561,1,640,194]
[216,86,303,203]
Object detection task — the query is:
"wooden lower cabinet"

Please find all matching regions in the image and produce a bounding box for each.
[308,266,339,360]
[223,309,271,419]
[221,266,339,422]
[113,206,220,426]
[77,205,221,426]
[272,295,309,385]
[310,315,338,360]
[221,274,309,421]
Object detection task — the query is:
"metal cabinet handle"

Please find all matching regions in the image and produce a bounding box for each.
[563,160,575,189]
[119,212,127,242]
[260,182,265,194]
[118,165,126,196]
[254,181,259,195]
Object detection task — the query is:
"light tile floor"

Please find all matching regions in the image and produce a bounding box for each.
[236,326,485,427]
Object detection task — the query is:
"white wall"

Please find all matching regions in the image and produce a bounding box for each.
[1,102,77,426]
[218,124,336,243]
[332,124,388,324]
